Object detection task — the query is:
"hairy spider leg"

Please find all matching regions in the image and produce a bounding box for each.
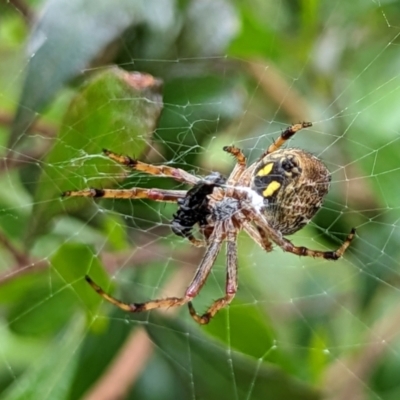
[184,233,207,248]
[103,149,200,185]
[223,123,315,187]
[243,222,273,252]
[189,224,238,324]
[223,145,248,184]
[223,145,247,167]
[62,188,187,202]
[251,210,356,260]
[85,227,224,314]
[259,122,313,159]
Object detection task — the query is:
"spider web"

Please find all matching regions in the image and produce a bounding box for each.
[1,1,400,399]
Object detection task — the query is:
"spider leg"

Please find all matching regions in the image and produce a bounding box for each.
[223,145,247,183]
[85,226,224,315]
[251,211,355,260]
[243,222,273,252]
[279,227,355,260]
[223,145,247,167]
[189,223,238,324]
[184,227,223,298]
[62,188,186,202]
[85,275,188,311]
[183,233,206,248]
[104,149,200,185]
[258,122,312,159]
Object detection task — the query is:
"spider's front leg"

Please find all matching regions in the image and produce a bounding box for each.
[223,145,247,167]
[259,121,312,159]
[188,224,238,324]
[223,145,247,183]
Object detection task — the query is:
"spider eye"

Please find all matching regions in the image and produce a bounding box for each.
[280,156,301,175]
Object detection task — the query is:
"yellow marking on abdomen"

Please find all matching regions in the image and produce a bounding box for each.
[257,163,274,177]
[262,181,281,197]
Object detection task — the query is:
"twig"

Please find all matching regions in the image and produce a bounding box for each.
[247,59,310,122]
[0,259,48,285]
[0,228,29,266]
[84,328,153,400]
[0,110,57,137]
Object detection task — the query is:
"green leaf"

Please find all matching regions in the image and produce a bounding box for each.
[145,314,321,400]
[26,67,163,242]
[159,74,244,163]
[0,272,44,305]
[4,242,113,336]
[51,242,111,317]
[228,6,279,58]
[9,0,147,147]
[102,214,129,252]
[68,309,134,399]
[7,281,77,336]
[308,327,329,384]
[2,318,84,400]
[203,302,277,360]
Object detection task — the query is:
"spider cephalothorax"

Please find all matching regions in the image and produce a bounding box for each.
[63,122,356,324]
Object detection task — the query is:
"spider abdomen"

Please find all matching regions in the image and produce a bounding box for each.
[251,148,331,235]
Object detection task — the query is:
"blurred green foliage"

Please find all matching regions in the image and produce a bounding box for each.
[1,0,400,399]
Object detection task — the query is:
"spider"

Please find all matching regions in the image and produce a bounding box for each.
[63,122,355,324]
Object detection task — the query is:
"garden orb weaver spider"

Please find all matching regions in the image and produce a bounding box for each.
[63,122,355,324]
